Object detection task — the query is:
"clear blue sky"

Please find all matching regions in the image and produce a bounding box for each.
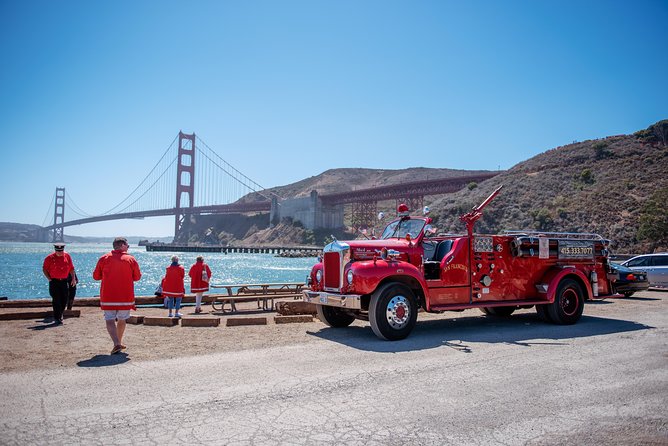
[1,0,666,237]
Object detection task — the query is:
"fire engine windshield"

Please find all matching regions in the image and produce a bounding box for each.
[380,218,426,240]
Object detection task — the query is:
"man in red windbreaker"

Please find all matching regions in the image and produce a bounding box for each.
[42,243,76,324]
[93,237,141,354]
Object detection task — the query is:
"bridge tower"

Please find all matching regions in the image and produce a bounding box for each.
[52,187,65,243]
[175,131,196,242]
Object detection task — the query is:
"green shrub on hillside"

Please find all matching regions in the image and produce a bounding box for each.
[637,187,668,250]
[634,120,668,146]
[531,208,554,231]
[592,141,613,159]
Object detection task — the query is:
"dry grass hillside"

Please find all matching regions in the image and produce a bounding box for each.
[428,122,668,253]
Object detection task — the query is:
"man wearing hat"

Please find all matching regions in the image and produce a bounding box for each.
[42,243,77,324]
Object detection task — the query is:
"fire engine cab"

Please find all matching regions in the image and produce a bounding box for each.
[303,186,616,340]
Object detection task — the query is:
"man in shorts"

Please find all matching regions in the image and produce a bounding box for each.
[93,237,142,354]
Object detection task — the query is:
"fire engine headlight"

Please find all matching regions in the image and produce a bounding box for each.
[347,270,354,285]
[316,270,323,284]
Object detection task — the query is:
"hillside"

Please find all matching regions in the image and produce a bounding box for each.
[428,121,668,253]
[238,120,667,253]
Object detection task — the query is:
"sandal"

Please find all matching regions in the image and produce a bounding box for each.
[111,345,123,355]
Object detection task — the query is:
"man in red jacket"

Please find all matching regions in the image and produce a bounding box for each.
[42,243,76,324]
[93,237,142,354]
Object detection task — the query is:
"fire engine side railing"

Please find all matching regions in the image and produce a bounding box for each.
[503,230,607,240]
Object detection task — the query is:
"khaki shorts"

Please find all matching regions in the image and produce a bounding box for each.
[103,310,131,321]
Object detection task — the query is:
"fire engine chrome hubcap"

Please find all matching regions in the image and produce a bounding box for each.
[386,295,410,329]
[561,288,579,316]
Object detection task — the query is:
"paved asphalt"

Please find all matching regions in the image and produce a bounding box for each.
[1,290,666,445]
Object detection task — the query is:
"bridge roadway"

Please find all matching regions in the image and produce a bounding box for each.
[43,201,271,230]
[44,172,500,231]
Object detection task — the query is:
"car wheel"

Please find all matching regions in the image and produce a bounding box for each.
[623,291,635,298]
[316,304,355,328]
[369,283,418,341]
[547,278,585,325]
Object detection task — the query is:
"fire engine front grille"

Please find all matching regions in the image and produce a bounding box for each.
[323,251,341,290]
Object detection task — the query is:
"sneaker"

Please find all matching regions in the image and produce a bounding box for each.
[175,312,182,318]
[168,313,173,318]
[195,307,201,314]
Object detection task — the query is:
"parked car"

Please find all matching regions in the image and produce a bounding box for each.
[621,253,668,287]
[607,262,649,297]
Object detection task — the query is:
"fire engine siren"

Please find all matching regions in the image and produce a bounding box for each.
[397,203,409,216]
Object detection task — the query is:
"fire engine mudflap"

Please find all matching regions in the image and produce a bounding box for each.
[303,186,617,340]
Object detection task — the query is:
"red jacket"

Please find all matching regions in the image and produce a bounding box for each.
[162,264,185,297]
[188,262,211,292]
[43,252,75,280]
[93,250,141,310]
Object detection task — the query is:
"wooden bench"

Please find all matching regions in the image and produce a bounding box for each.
[209,283,305,313]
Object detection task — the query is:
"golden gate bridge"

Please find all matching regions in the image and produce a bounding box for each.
[42,131,499,242]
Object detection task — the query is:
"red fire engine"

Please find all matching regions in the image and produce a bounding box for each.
[303,186,616,340]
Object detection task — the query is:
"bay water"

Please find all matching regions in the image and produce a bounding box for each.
[0,242,315,300]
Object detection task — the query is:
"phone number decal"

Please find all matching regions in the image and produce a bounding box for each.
[558,240,594,259]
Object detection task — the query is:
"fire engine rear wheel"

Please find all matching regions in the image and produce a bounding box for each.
[369,283,418,341]
[547,278,585,325]
[316,305,355,328]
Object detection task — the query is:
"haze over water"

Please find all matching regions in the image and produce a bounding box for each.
[0,242,313,300]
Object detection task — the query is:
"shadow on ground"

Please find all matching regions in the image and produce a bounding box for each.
[307,312,654,354]
[77,353,130,367]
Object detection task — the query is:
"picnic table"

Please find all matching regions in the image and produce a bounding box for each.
[209,283,305,313]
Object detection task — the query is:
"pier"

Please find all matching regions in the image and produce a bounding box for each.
[144,243,321,256]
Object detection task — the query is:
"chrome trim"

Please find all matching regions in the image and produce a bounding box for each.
[303,290,362,310]
[323,240,350,292]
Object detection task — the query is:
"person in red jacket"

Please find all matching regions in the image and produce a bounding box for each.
[42,243,76,324]
[93,237,141,354]
[188,256,212,313]
[163,255,185,318]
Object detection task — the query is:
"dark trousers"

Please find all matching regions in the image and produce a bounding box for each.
[49,279,69,321]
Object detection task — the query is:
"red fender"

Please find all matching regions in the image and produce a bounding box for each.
[542,267,592,303]
[350,259,429,297]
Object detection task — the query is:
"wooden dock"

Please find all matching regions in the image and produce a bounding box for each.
[144,243,321,256]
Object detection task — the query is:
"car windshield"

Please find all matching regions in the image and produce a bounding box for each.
[380,218,426,240]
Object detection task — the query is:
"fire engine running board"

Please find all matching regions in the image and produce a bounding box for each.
[429,299,550,312]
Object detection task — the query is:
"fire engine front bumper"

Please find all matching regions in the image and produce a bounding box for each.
[302,290,363,310]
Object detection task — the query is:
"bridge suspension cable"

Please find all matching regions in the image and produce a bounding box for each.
[98,134,179,215]
[65,193,94,219]
[41,190,56,227]
[195,136,273,203]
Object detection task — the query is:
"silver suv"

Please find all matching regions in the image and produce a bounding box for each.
[622,253,668,287]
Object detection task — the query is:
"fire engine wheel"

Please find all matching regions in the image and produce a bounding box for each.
[369,283,418,341]
[547,278,585,325]
[316,305,355,328]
